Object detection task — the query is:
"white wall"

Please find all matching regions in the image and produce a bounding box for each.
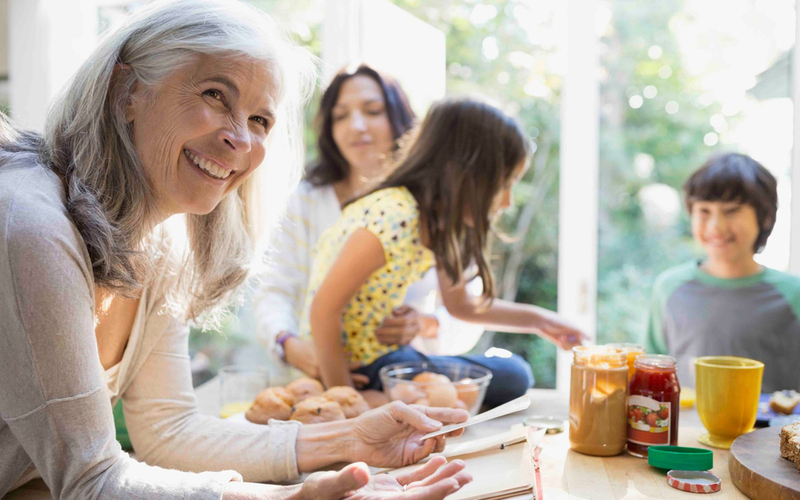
[322,0,445,116]
[8,0,98,131]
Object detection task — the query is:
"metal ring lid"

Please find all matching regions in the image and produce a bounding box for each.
[667,470,721,494]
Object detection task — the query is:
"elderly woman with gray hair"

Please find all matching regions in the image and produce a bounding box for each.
[0,1,471,499]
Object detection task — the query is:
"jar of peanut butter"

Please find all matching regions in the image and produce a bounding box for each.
[569,346,629,456]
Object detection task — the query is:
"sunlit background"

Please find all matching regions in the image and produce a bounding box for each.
[3,0,797,390]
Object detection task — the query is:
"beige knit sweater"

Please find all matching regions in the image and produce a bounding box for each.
[0,160,301,499]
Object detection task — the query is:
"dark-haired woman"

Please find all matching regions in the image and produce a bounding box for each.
[255,64,484,386]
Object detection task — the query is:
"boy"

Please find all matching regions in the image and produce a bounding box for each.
[644,153,800,392]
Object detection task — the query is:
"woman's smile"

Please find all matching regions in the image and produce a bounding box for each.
[183,148,234,182]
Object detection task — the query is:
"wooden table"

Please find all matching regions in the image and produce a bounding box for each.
[8,382,748,499]
[194,380,747,499]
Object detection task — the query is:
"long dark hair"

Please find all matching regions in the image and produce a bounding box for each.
[373,98,531,304]
[305,63,416,187]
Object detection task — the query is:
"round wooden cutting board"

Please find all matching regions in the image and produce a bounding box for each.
[729,426,800,499]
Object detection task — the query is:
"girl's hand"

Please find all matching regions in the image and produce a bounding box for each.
[348,401,468,468]
[537,313,588,350]
[296,457,471,500]
[375,306,427,346]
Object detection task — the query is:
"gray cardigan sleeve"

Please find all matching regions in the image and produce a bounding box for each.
[0,166,240,499]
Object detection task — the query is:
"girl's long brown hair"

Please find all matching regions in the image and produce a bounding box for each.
[372,98,531,304]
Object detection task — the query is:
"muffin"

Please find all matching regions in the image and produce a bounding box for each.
[424,381,459,408]
[412,372,451,385]
[246,387,294,424]
[389,383,426,405]
[286,377,324,403]
[290,396,346,424]
[322,386,371,418]
[455,378,480,408]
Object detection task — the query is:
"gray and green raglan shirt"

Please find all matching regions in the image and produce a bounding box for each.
[644,260,800,393]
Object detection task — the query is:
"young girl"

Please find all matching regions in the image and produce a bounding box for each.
[300,98,586,408]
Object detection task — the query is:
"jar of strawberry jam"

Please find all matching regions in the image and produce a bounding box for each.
[626,355,680,458]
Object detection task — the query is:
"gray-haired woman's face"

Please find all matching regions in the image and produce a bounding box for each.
[126,55,278,216]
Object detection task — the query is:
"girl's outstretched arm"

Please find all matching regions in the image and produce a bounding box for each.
[436,267,588,350]
[310,229,387,388]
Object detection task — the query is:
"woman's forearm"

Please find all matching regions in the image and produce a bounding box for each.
[223,481,302,500]
[294,418,357,472]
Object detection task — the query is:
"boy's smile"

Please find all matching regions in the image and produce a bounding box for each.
[690,200,761,272]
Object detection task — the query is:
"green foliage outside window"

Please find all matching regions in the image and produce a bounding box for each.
[189,0,753,390]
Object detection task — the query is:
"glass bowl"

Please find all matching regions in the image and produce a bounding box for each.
[379,361,492,415]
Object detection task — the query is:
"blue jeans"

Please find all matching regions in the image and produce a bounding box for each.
[353,346,534,409]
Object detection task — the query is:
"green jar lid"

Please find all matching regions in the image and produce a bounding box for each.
[647,446,713,471]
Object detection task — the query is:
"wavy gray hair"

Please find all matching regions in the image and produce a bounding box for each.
[15,0,315,322]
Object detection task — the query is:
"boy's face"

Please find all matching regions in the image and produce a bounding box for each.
[690,200,760,264]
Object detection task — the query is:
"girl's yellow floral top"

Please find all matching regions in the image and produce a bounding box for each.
[299,187,435,365]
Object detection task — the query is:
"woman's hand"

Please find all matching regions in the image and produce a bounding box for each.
[375,306,431,346]
[348,401,469,468]
[284,336,321,379]
[297,457,471,500]
[284,337,372,387]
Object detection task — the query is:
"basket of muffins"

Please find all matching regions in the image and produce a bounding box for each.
[246,378,371,425]
[379,361,492,415]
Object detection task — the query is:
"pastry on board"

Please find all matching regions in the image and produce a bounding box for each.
[779,422,800,471]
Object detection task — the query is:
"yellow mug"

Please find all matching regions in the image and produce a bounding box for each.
[694,356,763,449]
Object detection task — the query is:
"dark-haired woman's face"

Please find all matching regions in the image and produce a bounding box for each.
[331,75,394,179]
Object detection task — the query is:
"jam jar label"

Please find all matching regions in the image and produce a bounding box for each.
[627,395,670,446]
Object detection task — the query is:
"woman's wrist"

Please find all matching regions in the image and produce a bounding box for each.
[222,481,302,500]
[295,419,358,472]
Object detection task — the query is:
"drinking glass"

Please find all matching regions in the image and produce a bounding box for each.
[219,365,269,418]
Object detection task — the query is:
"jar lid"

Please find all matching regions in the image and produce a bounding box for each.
[634,354,676,370]
[647,446,713,471]
[572,346,626,369]
[667,470,721,494]
[522,415,566,434]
